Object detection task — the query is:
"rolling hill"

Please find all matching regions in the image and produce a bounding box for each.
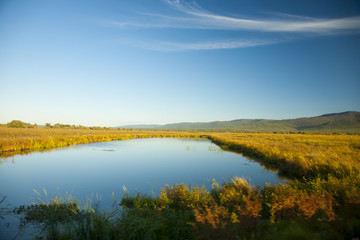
[119,111,360,133]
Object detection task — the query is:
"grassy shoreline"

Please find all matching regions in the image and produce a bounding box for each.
[206,133,360,180]
[1,127,359,181]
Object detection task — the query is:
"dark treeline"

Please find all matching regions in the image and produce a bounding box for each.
[6,120,114,130]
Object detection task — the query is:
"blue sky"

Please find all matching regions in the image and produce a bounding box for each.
[1,0,359,126]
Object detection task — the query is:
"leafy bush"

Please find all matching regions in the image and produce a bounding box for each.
[7,120,36,128]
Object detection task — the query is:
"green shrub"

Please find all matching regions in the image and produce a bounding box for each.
[7,120,32,128]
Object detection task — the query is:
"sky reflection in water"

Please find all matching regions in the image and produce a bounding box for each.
[0,138,284,209]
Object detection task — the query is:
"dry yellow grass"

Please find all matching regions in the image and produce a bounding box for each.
[208,132,360,179]
[0,126,203,157]
[1,126,360,179]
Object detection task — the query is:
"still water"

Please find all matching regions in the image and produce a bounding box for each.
[0,138,283,209]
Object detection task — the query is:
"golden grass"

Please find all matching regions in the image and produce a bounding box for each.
[0,126,203,157]
[207,132,360,179]
[1,126,360,179]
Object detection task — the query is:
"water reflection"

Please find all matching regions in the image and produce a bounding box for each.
[0,148,56,159]
[208,146,223,153]
[0,138,284,210]
[185,146,198,151]
[0,157,15,165]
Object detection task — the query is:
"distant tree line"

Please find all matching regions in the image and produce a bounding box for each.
[6,120,114,130]
[45,123,113,130]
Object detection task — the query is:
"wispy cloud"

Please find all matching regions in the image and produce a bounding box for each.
[135,39,276,51]
[161,0,360,33]
[108,0,360,51]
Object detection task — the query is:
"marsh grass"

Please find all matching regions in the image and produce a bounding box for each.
[14,189,124,240]
[0,126,204,157]
[207,133,360,180]
[13,177,359,240]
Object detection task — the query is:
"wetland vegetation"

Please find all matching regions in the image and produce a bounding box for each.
[1,124,360,239]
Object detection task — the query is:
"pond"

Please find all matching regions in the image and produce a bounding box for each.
[0,138,284,238]
[0,138,284,209]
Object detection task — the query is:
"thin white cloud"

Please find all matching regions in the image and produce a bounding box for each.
[162,0,360,33]
[107,0,360,51]
[136,39,275,51]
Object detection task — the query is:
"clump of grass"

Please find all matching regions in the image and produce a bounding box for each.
[13,177,360,239]
[119,205,195,240]
[116,178,354,239]
[14,189,123,240]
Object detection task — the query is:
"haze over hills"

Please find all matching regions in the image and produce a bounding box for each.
[119,111,360,133]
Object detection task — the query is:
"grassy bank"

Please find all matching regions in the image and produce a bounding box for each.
[13,177,360,239]
[207,133,360,180]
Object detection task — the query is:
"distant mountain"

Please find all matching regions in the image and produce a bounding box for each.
[117,111,360,133]
[118,124,162,129]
